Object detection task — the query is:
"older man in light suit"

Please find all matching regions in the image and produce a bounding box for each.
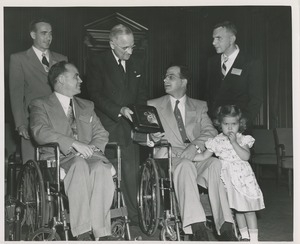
[137,65,237,241]
[9,18,67,163]
[29,61,115,241]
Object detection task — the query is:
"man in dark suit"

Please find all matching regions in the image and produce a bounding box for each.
[135,65,238,241]
[30,61,115,241]
[86,24,148,225]
[206,21,263,132]
[9,18,68,163]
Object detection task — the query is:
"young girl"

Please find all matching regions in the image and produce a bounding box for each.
[194,105,265,242]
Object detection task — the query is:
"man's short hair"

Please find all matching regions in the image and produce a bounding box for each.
[168,64,191,81]
[109,24,133,41]
[48,61,69,89]
[213,21,237,36]
[29,18,51,32]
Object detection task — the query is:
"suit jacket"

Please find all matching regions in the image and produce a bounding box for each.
[206,51,263,121]
[9,47,67,129]
[86,50,148,146]
[29,93,109,169]
[148,95,217,156]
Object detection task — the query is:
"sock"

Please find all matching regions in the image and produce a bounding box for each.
[249,229,258,241]
[239,227,250,239]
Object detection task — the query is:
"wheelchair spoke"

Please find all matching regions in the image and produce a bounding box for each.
[16,160,46,238]
[138,158,161,236]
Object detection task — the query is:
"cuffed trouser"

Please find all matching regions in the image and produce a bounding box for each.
[172,157,233,235]
[63,156,115,238]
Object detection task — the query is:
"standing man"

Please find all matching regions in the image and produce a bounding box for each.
[9,18,68,163]
[136,65,237,241]
[86,24,148,225]
[30,61,115,241]
[206,21,263,132]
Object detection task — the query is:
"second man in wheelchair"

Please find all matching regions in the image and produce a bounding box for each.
[29,61,115,241]
[135,65,238,241]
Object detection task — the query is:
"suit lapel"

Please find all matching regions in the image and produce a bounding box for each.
[185,97,197,139]
[107,51,126,88]
[47,94,73,136]
[159,96,182,143]
[219,52,244,93]
[27,47,47,74]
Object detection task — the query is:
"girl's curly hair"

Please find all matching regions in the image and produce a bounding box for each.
[213,105,247,133]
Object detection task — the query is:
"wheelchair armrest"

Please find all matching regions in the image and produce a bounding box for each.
[106,142,119,148]
[36,142,60,150]
[154,139,171,148]
[36,143,60,161]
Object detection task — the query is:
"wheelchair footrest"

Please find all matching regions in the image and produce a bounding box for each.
[110,207,128,219]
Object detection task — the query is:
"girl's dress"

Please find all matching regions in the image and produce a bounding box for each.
[205,133,265,211]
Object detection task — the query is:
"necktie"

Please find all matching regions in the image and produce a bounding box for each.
[67,99,78,140]
[118,59,125,73]
[174,100,190,143]
[221,56,228,79]
[42,53,49,67]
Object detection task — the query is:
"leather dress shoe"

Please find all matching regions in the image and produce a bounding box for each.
[77,231,92,241]
[240,238,250,241]
[219,229,238,241]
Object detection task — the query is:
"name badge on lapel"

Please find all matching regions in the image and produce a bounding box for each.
[231,68,242,76]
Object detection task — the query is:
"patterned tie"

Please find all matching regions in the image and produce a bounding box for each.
[42,53,49,67]
[174,100,190,143]
[67,99,78,140]
[221,56,228,79]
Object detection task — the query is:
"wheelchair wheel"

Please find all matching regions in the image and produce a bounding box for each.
[28,227,61,241]
[138,158,161,236]
[111,219,125,239]
[16,160,46,236]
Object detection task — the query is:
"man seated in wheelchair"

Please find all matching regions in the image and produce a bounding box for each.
[134,65,238,241]
[29,61,115,241]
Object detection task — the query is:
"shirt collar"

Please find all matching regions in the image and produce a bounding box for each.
[169,94,187,109]
[32,45,49,60]
[55,92,72,110]
[112,50,125,65]
[222,44,240,62]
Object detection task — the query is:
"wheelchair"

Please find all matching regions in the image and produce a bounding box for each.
[137,140,183,241]
[5,142,131,241]
[137,140,239,241]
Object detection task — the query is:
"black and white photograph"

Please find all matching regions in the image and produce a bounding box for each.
[2,0,299,242]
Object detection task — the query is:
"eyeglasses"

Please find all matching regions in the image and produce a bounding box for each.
[164,74,182,80]
[113,42,136,52]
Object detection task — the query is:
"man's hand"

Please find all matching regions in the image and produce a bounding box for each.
[180,143,198,161]
[72,141,94,159]
[120,107,133,122]
[18,125,30,139]
[150,132,165,143]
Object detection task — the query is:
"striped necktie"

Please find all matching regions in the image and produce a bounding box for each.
[221,56,228,79]
[174,100,190,143]
[67,99,78,140]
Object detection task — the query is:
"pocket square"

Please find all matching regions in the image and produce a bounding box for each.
[231,68,242,76]
[136,74,141,77]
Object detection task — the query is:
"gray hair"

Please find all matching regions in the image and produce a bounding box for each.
[109,24,133,41]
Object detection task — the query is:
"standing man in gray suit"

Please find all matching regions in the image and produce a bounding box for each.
[9,18,68,163]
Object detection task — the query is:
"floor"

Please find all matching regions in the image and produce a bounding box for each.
[5,172,294,242]
[129,178,294,242]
